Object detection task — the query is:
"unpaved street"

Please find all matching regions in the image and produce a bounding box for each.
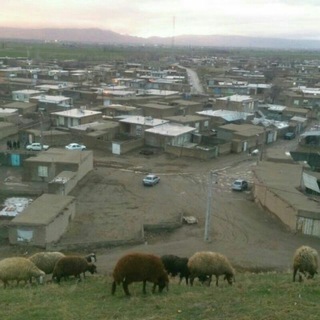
[61,148,320,276]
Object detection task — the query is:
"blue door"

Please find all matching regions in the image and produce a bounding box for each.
[11,154,21,167]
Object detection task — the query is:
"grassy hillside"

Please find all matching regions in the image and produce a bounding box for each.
[0,272,319,320]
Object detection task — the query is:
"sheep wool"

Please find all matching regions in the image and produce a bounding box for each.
[293,245,319,282]
[188,251,235,287]
[52,256,97,283]
[0,257,45,288]
[161,255,190,284]
[112,252,169,296]
[29,252,65,274]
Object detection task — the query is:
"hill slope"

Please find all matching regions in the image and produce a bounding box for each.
[1,27,320,49]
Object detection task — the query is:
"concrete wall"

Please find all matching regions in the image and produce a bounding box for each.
[112,139,144,155]
[76,151,94,181]
[0,123,18,140]
[165,144,218,160]
[218,142,232,155]
[48,171,78,195]
[253,178,297,231]
[45,200,76,245]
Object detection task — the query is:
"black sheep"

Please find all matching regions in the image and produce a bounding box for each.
[52,256,97,283]
[161,254,210,285]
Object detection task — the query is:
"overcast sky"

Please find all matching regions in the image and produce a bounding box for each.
[1,0,320,40]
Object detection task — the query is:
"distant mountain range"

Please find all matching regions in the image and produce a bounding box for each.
[0,27,320,50]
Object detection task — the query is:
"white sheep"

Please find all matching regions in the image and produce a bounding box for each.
[293,245,318,282]
[188,251,235,287]
[29,252,65,274]
[0,257,45,288]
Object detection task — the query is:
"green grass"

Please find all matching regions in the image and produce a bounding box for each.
[1,41,319,63]
[0,272,319,320]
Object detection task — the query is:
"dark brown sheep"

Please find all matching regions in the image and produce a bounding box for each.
[52,256,97,283]
[111,252,169,296]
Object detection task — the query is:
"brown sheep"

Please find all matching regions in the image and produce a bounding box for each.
[52,256,97,283]
[111,252,169,296]
[293,245,318,282]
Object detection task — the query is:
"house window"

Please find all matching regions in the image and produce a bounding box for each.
[293,99,299,106]
[204,121,209,128]
[17,229,33,242]
[38,166,48,177]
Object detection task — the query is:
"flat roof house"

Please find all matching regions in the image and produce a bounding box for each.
[30,94,72,113]
[119,116,169,137]
[12,89,44,102]
[8,194,76,248]
[51,108,102,128]
[215,94,257,112]
[145,122,196,148]
[22,148,93,183]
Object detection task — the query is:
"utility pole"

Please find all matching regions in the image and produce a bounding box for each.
[204,171,217,242]
[39,111,44,150]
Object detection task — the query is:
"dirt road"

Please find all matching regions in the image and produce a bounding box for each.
[61,148,319,276]
[1,144,318,276]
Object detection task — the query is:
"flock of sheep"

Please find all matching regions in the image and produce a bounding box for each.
[0,251,97,288]
[0,245,317,296]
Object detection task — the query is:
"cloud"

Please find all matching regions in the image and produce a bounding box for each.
[0,0,319,40]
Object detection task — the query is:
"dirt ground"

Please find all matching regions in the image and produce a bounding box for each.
[1,141,319,277]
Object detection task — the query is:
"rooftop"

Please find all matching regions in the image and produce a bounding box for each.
[10,194,75,226]
[51,108,102,118]
[145,123,196,136]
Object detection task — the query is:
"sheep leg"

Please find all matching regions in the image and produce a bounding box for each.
[143,280,147,294]
[204,275,212,286]
[190,276,195,286]
[122,281,131,296]
[111,281,117,295]
[293,268,298,282]
[215,275,219,287]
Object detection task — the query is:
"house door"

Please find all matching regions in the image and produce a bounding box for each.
[11,154,21,167]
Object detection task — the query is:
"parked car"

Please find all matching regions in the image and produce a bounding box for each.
[26,142,49,151]
[143,174,160,186]
[231,179,248,191]
[65,143,87,151]
[284,132,296,140]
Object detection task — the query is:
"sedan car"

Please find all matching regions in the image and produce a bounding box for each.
[26,142,49,151]
[143,174,160,186]
[231,179,248,191]
[65,143,87,151]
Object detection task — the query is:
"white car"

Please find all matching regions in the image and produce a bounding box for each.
[26,142,49,151]
[143,174,160,186]
[65,143,87,151]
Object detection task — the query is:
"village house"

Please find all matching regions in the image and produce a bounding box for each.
[144,122,196,148]
[69,120,120,151]
[119,116,169,138]
[134,102,179,119]
[163,114,211,133]
[8,193,76,248]
[197,109,254,128]
[12,89,44,102]
[215,94,258,112]
[98,104,143,118]
[30,94,72,113]
[216,123,268,153]
[51,108,102,128]
[2,101,37,115]
[22,148,93,183]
